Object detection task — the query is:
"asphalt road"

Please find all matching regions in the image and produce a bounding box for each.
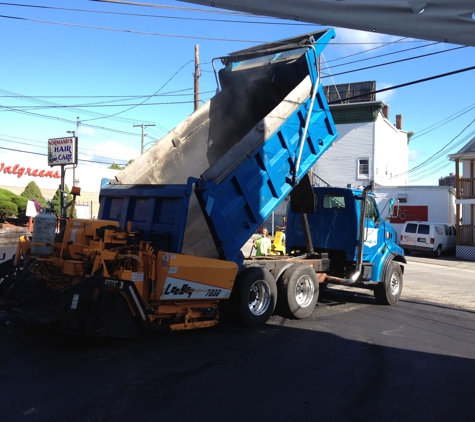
[2,254,475,422]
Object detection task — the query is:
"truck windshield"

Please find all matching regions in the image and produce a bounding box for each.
[365,197,380,223]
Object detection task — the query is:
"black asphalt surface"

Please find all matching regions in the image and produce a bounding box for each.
[2,283,475,422]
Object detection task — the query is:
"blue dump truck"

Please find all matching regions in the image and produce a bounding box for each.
[0,29,405,337]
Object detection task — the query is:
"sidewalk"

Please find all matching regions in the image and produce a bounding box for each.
[404,253,475,270]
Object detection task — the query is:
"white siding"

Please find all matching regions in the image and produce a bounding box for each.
[313,122,374,187]
[374,117,409,186]
[313,110,409,188]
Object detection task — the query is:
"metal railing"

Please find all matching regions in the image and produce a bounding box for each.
[311,172,331,187]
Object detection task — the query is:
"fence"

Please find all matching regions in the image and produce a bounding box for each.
[75,201,93,219]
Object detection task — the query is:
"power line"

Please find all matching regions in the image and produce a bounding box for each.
[0,1,315,25]
[0,135,133,165]
[393,126,475,182]
[0,145,128,166]
[81,60,194,122]
[324,39,434,65]
[409,123,475,174]
[0,13,270,43]
[328,64,475,105]
[4,99,202,110]
[411,103,475,140]
[323,45,467,79]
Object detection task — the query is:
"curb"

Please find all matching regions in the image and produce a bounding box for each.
[405,254,475,270]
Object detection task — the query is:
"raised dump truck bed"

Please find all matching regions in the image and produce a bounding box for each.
[109,29,338,263]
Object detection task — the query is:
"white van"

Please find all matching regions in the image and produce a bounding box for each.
[399,221,456,257]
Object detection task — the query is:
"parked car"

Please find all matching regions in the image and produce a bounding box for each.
[399,221,456,257]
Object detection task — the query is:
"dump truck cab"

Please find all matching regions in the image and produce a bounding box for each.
[286,184,405,301]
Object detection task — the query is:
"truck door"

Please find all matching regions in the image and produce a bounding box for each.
[362,195,385,258]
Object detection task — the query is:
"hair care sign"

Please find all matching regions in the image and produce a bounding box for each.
[48,137,77,166]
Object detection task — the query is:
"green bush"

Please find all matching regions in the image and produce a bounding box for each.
[51,185,76,218]
[20,181,46,207]
[0,188,27,221]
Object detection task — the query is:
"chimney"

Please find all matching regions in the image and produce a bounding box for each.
[382,104,389,119]
[396,114,402,130]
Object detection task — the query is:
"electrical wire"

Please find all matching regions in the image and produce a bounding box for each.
[411,103,475,140]
[323,45,467,79]
[328,65,475,105]
[0,145,128,165]
[0,134,134,164]
[0,1,315,26]
[410,123,475,174]
[81,59,194,122]
[0,13,270,43]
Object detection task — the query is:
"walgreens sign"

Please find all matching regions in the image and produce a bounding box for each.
[0,162,61,179]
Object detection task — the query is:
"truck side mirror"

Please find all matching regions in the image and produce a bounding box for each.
[387,198,395,220]
[290,174,317,213]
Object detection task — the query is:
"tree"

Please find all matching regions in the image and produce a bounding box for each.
[108,162,124,170]
[50,185,77,218]
[20,181,46,207]
[0,188,27,221]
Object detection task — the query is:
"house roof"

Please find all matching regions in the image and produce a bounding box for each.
[329,101,414,143]
[329,101,385,124]
[449,136,475,160]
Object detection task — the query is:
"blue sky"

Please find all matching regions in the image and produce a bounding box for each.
[1,0,474,186]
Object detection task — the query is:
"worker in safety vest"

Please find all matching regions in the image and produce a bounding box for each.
[254,228,272,256]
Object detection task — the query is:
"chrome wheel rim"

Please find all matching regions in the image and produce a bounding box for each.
[389,271,400,296]
[295,275,314,307]
[248,280,271,316]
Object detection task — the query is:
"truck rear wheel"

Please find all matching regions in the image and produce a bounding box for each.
[278,264,319,319]
[232,267,277,327]
[374,261,402,305]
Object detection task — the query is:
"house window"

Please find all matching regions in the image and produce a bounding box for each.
[358,158,369,178]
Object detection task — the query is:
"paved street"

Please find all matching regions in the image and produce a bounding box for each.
[1,241,475,422]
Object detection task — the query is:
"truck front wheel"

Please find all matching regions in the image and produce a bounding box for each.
[278,264,319,319]
[374,261,403,305]
[232,267,277,327]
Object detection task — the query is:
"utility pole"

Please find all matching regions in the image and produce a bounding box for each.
[194,44,200,112]
[67,116,80,186]
[134,123,156,154]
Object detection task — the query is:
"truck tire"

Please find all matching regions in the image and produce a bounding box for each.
[434,245,442,258]
[232,267,277,327]
[374,261,402,305]
[278,264,319,319]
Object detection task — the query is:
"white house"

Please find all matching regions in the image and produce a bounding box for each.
[449,136,475,260]
[312,101,412,187]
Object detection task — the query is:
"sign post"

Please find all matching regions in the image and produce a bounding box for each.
[47,136,78,217]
